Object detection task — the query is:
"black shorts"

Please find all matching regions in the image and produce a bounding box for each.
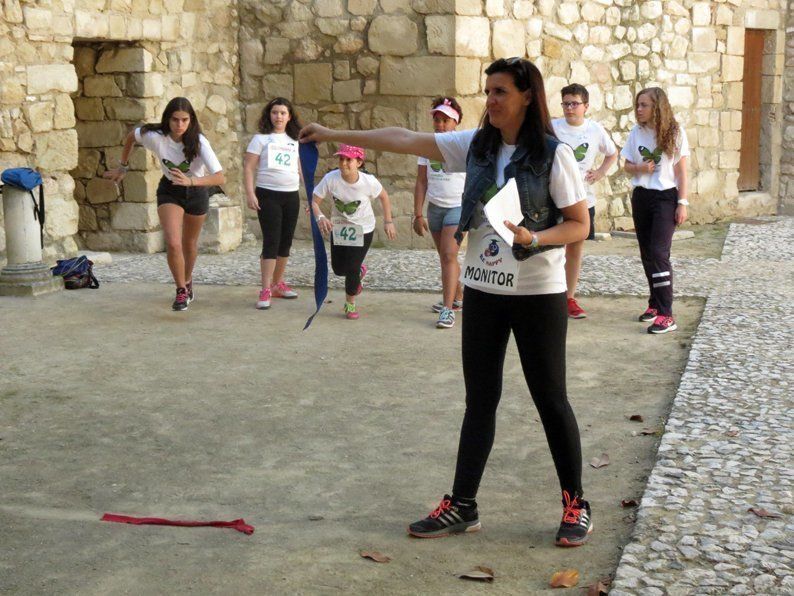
[156,177,210,216]
[587,206,595,240]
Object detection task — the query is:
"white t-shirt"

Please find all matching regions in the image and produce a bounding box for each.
[246,133,300,192]
[417,156,466,209]
[551,118,617,208]
[435,128,586,296]
[135,128,222,182]
[620,124,689,191]
[313,169,383,234]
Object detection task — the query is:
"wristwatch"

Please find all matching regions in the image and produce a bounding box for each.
[677,199,689,206]
[525,233,539,249]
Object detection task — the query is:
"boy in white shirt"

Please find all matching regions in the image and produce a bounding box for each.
[552,84,618,319]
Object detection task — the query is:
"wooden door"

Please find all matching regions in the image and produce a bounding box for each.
[738,29,764,191]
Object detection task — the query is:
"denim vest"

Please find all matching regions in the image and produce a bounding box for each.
[455,134,562,261]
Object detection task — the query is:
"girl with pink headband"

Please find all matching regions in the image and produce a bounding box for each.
[414,97,467,329]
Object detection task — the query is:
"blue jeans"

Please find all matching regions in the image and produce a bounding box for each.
[427,203,462,233]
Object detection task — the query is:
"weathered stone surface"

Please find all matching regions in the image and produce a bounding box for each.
[111,202,158,231]
[96,47,153,73]
[426,15,454,56]
[84,75,123,98]
[76,121,126,148]
[36,130,78,171]
[348,0,377,16]
[44,195,79,239]
[53,95,76,130]
[333,80,362,103]
[368,16,418,56]
[126,73,164,98]
[122,170,162,202]
[198,203,242,253]
[264,38,291,65]
[86,178,121,205]
[23,102,54,133]
[74,98,105,121]
[315,0,344,18]
[294,64,332,103]
[103,98,147,121]
[381,57,455,96]
[456,16,490,56]
[492,20,525,59]
[26,65,78,95]
[262,74,293,101]
[371,106,407,128]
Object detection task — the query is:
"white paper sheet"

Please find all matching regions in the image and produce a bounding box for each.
[483,178,523,246]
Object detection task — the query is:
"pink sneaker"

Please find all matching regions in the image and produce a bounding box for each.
[256,288,271,310]
[344,302,359,320]
[271,280,298,299]
[647,315,677,334]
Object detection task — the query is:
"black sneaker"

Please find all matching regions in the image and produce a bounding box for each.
[186,280,194,304]
[172,287,189,311]
[407,495,481,538]
[555,491,592,547]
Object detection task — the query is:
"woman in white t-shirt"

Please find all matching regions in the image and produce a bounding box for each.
[244,98,303,310]
[104,97,225,311]
[413,96,467,329]
[311,144,396,319]
[300,58,593,548]
[621,87,690,335]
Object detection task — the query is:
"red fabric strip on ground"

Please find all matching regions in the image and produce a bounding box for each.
[101,513,254,535]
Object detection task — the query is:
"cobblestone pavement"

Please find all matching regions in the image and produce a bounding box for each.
[97,217,793,594]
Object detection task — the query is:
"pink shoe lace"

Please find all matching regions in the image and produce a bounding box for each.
[258,288,271,301]
[653,315,673,328]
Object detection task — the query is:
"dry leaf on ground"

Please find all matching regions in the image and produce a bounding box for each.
[456,566,495,582]
[621,499,638,508]
[748,507,782,519]
[628,414,644,422]
[549,568,579,588]
[359,550,391,563]
[586,578,612,595]
[726,429,740,436]
[589,453,610,468]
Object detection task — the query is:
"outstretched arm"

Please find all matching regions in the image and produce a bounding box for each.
[299,124,443,162]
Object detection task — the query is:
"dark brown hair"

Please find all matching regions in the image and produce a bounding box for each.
[258,97,302,140]
[141,97,202,162]
[561,83,589,104]
[472,58,556,160]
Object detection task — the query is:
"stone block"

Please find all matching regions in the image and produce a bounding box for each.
[44,195,79,239]
[316,0,344,17]
[73,149,101,179]
[687,52,720,74]
[719,151,740,169]
[36,130,78,171]
[317,18,349,36]
[334,32,365,54]
[96,48,153,73]
[726,27,744,56]
[79,205,98,231]
[86,178,121,205]
[54,95,76,130]
[23,102,54,133]
[426,15,454,55]
[127,73,164,98]
[721,55,743,82]
[691,28,716,52]
[639,1,662,20]
[109,14,127,39]
[244,103,266,134]
[127,231,164,253]
[103,98,148,121]
[371,106,407,128]
[198,203,242,253]
[111,202,158,230]
[23,7,52,32]
[75,11,109,39]
[295,64,332,103]
[455,58,481,95]
[349,0,377,15]
[74,97,105,121]
[264,38,291,65]
[76,121,126,148]
[455,0,481,15]
[493,20,525,58]
[556,2,579,25]
[206,95,227,115]
[105,146,154,172]
[122,170,162,202]
[612,216,634,231]
[691,2,711,26]
[377,152,417,177]
[84,75,123,97]
[333,60,350,80]
[333,80,362,103]
[369,16,418,56]
[580,1,604,23]
[240,39,264,78]
[456,17,491,56]
[26,65,78,95]
[262,74,293,101]
[744,10,779,30]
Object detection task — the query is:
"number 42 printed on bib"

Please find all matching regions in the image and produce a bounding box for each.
[267,143,297,171]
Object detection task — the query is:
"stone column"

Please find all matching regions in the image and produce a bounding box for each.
[0,185,63,296]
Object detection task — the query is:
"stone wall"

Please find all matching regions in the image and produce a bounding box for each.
[0,0,241,259]
[782,0,794,213]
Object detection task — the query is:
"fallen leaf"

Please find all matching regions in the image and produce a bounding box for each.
[586,579,611,595]
[748,507,782,519]
[359,550,391,563]
[549,568,579,588]
[589,453,610,468]
[456,566,495,582]
[640,428,661,436]
[628,414,644,422]
[725,430,739,437]
[620,499,638,508]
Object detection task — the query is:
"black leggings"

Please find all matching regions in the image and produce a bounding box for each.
[331,231,374,296]
[631,187,677,316]
[256,187,299,259]
[452,287,583,499]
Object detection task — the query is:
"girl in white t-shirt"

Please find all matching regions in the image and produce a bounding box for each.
[413,96,467,329]
[243,97,303,310]
[621,87,690,335]
[104,97,225,311]
[300,58,593,548]
[311,145,396,319]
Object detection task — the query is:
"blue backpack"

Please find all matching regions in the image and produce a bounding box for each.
[1,167,44,248]
[51,255,99,289]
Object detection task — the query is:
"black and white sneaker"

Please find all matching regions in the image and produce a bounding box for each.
[186,280,194,304]
[555,490,592,547]
[407,495,481,538]
[172,287,189,311]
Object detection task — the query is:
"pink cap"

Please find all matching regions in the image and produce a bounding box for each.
[334,144,366,160]
[431,99,460,122]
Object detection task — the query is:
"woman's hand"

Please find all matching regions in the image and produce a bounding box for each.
[170,168,192,187]
[383,221,397,240]
[299,123,332,144]
[103,167,126,183]
[412,215,428,236]
[246,194,260,211]
[504,221,534,246]
[675,204,688,226]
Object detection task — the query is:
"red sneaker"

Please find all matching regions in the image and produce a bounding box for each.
[647,315,677,334]
[567,297,587,319]
[638,307,658,322]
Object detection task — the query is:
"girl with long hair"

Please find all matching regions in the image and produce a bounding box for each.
[243,97,303,309]
[621,87,690,334]
[104,97,225,311]
[300,57,593,547]
[413,96,467,329]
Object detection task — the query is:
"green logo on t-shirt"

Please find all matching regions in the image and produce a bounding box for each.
[639,145,663,165]
[429,160,444,172]
[162,158,190,173]
[572,142,589,162]
[334,196,361,215]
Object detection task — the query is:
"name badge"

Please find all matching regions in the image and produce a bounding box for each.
[462,231,519,292]
[267,143,297,171]
[332,216,364,247]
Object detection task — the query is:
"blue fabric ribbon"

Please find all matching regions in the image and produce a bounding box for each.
[299,142,326,330]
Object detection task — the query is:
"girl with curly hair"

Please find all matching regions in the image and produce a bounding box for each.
[621,87,690,334]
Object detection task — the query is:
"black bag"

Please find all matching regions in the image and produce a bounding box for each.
[51,256,99,290]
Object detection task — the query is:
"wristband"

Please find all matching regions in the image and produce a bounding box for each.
[316,213,326,221]
[677,199,689,206]
[118,163,129,173]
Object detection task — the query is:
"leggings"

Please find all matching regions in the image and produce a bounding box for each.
[452,287,583,499]
[256,187,299,259]
[631,186,677,316]
[331,231,374,296]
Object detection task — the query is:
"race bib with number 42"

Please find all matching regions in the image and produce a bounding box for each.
[267,143,297,171]
[331,217,364,247]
